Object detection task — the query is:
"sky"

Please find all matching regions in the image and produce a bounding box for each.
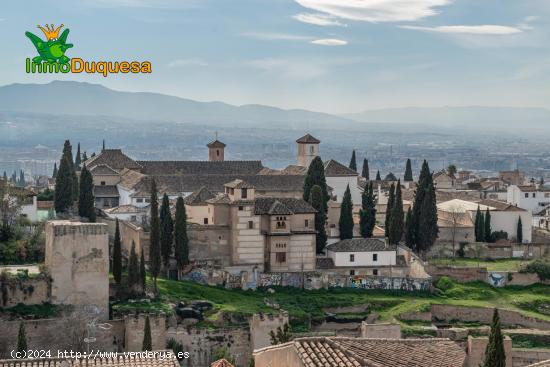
[1,0,549,114]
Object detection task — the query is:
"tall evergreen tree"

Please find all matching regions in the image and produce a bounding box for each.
[140,250,146,292]
[485,208,492,242]
[359,182,376,238]
[102,139,106,151]
[482,309,506,367]
[404,207,414,248]
[113,218,122,286]
[82,151,88,162]
[174,196,189,269]
[416,181,438,254]
[309,185,327,253]
[19,170,26,187]
[375,170,381,181]
[389,180,404,245]
[52,163,57,178]
[338,185,354,240]
[349,150,357,171]
[447,164,457,176]
[517,216,523,243]
[75,142,81,170]
[78,164,96,222]
[361,158,369,180]
[128,241,139,290]
[62,140,79,202]
[149,179,161,291]
[303,156,329,213]
[410,160,432,252]
[478,211,485,243]
[404,159,413,182]
[17,322,27,353]
[11,170,17,183]
[475,206,482,241]
[54,155,73,213]
[160,194,174,268]
[142,316,152,351]
[385,183,395,237]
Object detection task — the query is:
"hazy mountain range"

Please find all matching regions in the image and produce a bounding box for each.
[0,81,549,131]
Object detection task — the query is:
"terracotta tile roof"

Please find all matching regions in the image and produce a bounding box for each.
[84,149,142,171]
[326,238,390,252]
[89,164,120,176]
[0,351,179,367]
[104,204,149,214]
[526,360,550,367]
[324,160,358,177]
[210,359,235,367]
[254,197,316,215]
[119,169,146,190]
[225,179,255,189]
[137,160,263,175]
[296,134,320,144]
[316,257,335,269]
[184,186,216,205]
[477,199,526,212]
[207,139,226,148]
[207,193,232,204]
[255,337,466,367]
[280,165,308,175]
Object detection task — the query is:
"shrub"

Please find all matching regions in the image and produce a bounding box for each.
[436,276,455,291]
[522,260,550,281]
[491,231,508,242]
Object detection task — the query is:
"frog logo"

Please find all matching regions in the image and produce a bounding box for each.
[25,24,73,65]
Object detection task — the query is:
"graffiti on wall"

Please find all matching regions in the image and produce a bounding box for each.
[258,273,281,287]
[488,272,506,287]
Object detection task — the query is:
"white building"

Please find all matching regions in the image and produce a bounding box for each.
[507,185,550,213]
[324,159,362,204]
[325,238,397,276]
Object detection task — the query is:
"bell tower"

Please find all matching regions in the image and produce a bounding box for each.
[207,133,226,162]
[296,133,320,167]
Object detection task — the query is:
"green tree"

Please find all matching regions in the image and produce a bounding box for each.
[359,182,376,238]
[17,322,27,353]
[482,309,506,367]
[484,208,492,243]
[174,196,189,269]
[128,240,139,290]
[478,211,485,243]
[447,164,457,176]
[303,156,329,213]
[212,347,236,365]
[54,155,73,213]
[52,163,57,178]
[404,207,414,248]
[149,179,161,291]
[102,139,105,151]
[19,170,26,187]
[375,170,381,181]
[140,249,146,292]
[475,206,482,241]
[385,183,395,237]
[417,184,438,254]
[62,140,79,202]
[361,158,369,180]
[338,184,354,240]
[142,316,152,351]
[404,158,413,182]
[160,193,174,269]
[82,151,88,162]
[78,164,96,222]
[269,323,292,345]
[517,216,523,243]
[349,150,357,171]
[309,185,327,253]
[112,218,122,286]
[75,142,81,170]
[388,180,404,245]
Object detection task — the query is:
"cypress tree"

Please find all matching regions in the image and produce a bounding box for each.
[19,170,26,187]
[349,150,357,171]
[485,208,492,243]
[160,194,173,269]
[82,151,88,162]
[404,159,413,182]
[52,163,57,178]
[309,185,327,253]
[478,211,485,244]
[405,207,414,248]
[303,156,329,213]
[128,240,139,290]
[517,216,523,243]
[78,164,96,222]
[361,158,369,180]
[142,316,152,351]
[140,250,146,292]
[149,179,161,291]
[62,140,79,202]
[359,182,376,238]
[54,155,73,213]
[17,322,27,353]
[11,171,17,183]
[113,218,122,286]
[376,170,381,181]
[475,206,482,241]
[174,196,189,269]
[410,160,431,252]
[389,180,404,245]
[417,183,438,254]
[385,183,395,237]
[75,142,81,170]
[482,309,506,367]
[102,139,106,151]
[338,185,354,240]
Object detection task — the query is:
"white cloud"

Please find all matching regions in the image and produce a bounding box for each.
[311,38,348,46]
[400,25,522,35]
[294,0,452,23]
[167,58,208,68]
[293,13,346,26]
[241,32,312,41]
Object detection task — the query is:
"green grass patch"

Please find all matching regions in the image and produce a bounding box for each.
[1,303,60,318]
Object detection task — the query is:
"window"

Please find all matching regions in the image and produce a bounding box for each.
[238,206,244,211]
[310,146,314,154]
[145,199,151,203]
[248,220,254,229]
[275,252,286,263]
[216,149,220,157]
[350,254,355,262]
[136,198,143,203]
[230,188,234,195]
[373,269,378,276]
[545,193,550,198]
[131,215,137,222]
[203,218,209,224]
[373,253,378,262]
[305,219,309,228]
[349,270,355,276]
[100,181,106,186]
[241,188,247,199]
[533,193,536,198]
[525,193,529,198]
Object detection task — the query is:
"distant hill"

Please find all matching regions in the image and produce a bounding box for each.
[0,81,351,129]
[343,106,550,129]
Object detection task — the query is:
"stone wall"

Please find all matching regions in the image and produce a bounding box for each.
[166,326,251,367]
[249,313,289,351]
[361,322,401,339]
[124,313,166,352]
[0,317,124,357]
[426,265,487,282]
[512,348,550,367]
[0,275,50,308]
[466,336,513,367]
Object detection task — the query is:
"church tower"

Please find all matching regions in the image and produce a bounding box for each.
[207,135,226,162]
[296,133,320,167]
